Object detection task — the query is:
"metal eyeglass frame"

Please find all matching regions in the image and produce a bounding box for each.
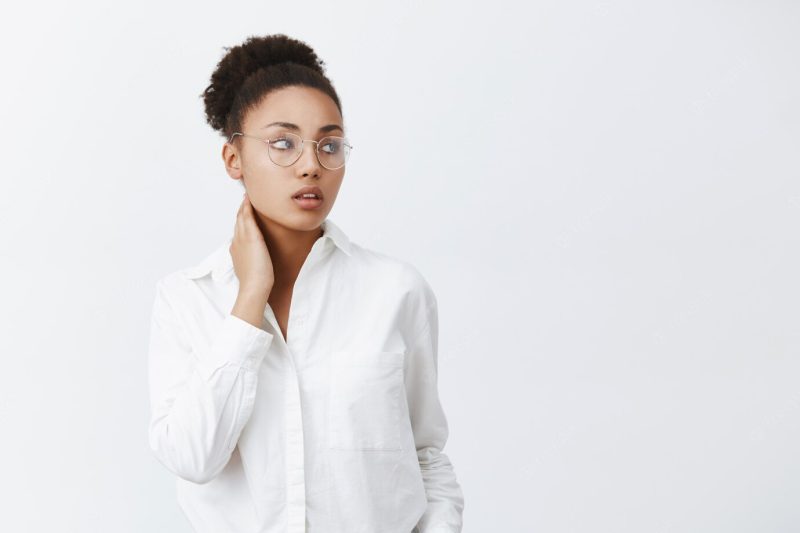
[227,132,353,170]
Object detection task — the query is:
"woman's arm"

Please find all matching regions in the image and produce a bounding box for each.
[405,275,465,533]
[146,277,273,484]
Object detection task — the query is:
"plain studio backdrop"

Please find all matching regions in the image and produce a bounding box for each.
[0,1,798,532]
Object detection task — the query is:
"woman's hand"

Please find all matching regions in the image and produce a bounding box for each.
[231,191,275,300]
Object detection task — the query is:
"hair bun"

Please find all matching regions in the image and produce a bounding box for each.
[225,33,326,78]
[202,33,329,134]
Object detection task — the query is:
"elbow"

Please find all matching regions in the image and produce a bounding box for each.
[173,465,220,485]
[148,422,227,485]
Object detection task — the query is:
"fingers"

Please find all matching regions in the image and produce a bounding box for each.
[235,191,258,240]
[241,193,252,228]
[234,193,247,240]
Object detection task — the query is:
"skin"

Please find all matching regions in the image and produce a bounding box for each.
[221,85,346,340]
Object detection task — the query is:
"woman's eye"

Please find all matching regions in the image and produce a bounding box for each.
[321,141,339,154]
[272,138,294,150]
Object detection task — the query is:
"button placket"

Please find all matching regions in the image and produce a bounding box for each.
[284,328,306,532]
[285,275,313,531]
[279,240,325,532]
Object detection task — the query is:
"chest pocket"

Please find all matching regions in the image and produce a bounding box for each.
[327,349,406,451]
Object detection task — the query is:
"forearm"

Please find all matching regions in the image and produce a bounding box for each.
[417,447,465,532]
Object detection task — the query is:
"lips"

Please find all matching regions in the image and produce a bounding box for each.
[292,185,323,200]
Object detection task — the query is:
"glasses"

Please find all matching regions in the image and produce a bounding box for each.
[228,131,353,170]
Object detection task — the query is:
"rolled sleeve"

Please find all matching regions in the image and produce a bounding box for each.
[196,312,274,379]
[147,278,274,484]
[404,274,465,532]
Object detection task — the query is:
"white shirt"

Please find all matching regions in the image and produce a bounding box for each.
[147,218,464,533]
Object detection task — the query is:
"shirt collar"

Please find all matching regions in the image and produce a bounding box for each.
[182,217,353,281]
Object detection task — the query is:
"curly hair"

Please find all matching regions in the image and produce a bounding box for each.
[200,33,343,140]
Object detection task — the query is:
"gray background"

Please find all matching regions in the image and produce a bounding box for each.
[0,1,798,532]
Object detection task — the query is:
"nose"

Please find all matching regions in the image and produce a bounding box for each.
[296,140,322,176]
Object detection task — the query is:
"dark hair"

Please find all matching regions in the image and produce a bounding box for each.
[201,33,343,140]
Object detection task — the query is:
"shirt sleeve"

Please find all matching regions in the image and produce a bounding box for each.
[146,277,274,484]
[405,275,465,533]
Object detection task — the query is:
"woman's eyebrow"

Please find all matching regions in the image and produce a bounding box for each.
[261,121,343,133]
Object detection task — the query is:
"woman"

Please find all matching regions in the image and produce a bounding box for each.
[146,34,464,533]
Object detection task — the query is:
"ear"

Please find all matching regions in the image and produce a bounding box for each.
[222,142,243,181]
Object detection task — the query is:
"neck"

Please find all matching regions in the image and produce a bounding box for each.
[254,213,323,287]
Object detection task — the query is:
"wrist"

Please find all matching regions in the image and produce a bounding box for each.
[238,283,272,301]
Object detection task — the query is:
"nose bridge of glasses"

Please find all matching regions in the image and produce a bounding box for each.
[294,135,323,166]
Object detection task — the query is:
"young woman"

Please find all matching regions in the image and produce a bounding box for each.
[146,34,464,533]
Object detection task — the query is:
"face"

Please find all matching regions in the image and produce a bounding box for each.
[222,85,346,232]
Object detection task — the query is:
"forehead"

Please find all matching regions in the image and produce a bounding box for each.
[244,85,342,133]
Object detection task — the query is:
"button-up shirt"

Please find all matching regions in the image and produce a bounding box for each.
[146,218,464,533]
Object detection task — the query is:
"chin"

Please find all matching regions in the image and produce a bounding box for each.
[279,211,329,231]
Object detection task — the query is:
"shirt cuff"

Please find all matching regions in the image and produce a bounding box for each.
[203,312,274,374]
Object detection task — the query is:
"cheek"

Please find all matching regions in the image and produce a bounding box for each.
[242,152,272,176]
[243,174,290,209]
[328,174,345,195]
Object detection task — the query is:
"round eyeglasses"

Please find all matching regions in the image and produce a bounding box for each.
[228,131,353,170]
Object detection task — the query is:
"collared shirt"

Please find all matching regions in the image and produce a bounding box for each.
[147,218,464,533]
